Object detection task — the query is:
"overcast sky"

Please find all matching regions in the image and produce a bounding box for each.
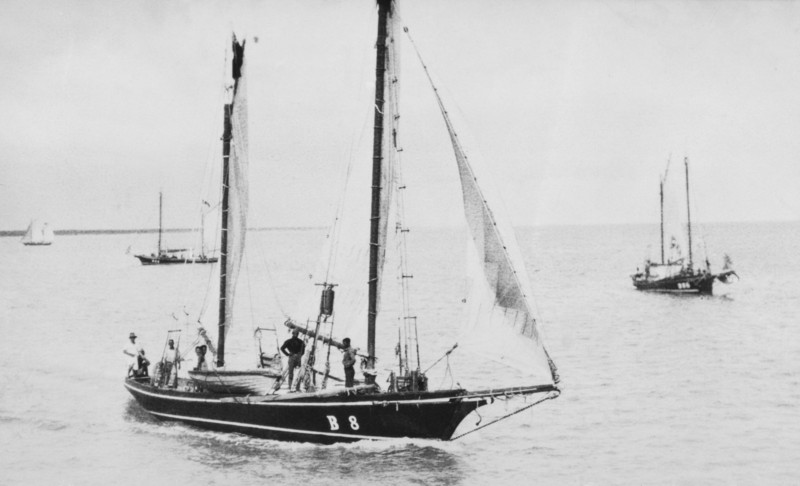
[2,0,799,232]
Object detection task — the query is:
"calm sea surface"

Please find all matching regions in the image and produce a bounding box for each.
[1,222,798,485]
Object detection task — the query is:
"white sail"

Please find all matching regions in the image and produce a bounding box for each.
[410,43,557,386]
[41,223,54,243]
[224,38,249,337]
[454,135,556,385]
[21,220,54,245]
[20,221,35,243]
[661,158,689,267]
[374,6,400,316]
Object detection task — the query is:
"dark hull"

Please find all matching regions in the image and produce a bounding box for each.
[632,272,716,294]
[23,242,52,246]
[124,377,554,444]
[135,255,218,265]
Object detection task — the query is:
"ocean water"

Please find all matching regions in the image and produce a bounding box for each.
[1,221,798,485]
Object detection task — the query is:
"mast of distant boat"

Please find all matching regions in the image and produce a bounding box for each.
[158,191,163,255]
[200,205,206,258]
[365,0,391,383]
[659,179,664,264]
[684,157,693,271]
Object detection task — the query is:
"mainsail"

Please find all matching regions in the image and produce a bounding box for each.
[374,4,400,318]
[364,0,401,372]
[661,157,689,267]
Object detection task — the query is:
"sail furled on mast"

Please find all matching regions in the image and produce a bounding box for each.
[406,30,557,385]
[222,35,249,340]
[366,0,398,367]
[377,0,400,314]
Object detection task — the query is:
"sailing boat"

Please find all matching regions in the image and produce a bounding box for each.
[125,0,559,444]
[21,220,54,246]
[134,192,218,265]
[631,157,737,294]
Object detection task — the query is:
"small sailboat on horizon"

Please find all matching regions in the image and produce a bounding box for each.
[21,220,54,246]
[631,156,738,294]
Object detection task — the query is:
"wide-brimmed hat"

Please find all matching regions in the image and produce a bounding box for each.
[129,332,137,339]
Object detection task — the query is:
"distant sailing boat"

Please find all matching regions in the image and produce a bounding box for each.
[134,192,218,265]
[125,0,559,444]
[631,157,737,294]
[21,220,54,246]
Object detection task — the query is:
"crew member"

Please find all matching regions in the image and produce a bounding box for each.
[162,339,179,388]
[194,345,208,371]
[342,337,356,388]
[123,332,146,377]
[280,330,305,390]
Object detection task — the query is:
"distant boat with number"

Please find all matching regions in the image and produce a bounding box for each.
[134,192,218,265]
[631,157,738,294]
[21,220,54,246]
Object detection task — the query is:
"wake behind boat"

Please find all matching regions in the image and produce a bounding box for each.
[125,0,560,443]
[631,157,737,294]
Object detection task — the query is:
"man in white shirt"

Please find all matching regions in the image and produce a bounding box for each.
[123,332,145,377]
[162,339,180,387]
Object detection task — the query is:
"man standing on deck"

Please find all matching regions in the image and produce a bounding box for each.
[342,337,356,388]
[162,339,180,388]
[123,332,145,377]
[280,330,305,390]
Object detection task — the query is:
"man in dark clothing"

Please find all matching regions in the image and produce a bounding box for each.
[342,337,356,388]
[280,330,305,390]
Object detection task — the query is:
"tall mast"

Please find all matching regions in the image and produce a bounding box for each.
[158,191,163,254]
[659,180,664,264]
[366,0,391,379]
[217,103,231,367]
[684,156,693,270]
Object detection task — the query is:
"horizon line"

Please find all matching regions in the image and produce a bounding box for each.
[1,218,798,238]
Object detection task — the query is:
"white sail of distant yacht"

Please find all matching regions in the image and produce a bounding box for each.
[21,220,54,246]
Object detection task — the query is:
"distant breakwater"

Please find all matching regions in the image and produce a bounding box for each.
[0,227,320,238]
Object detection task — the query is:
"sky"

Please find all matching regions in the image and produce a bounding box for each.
[2,0,800,232]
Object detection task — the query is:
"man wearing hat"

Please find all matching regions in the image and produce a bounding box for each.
[280,330,306,390]
[123,332,146,377]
